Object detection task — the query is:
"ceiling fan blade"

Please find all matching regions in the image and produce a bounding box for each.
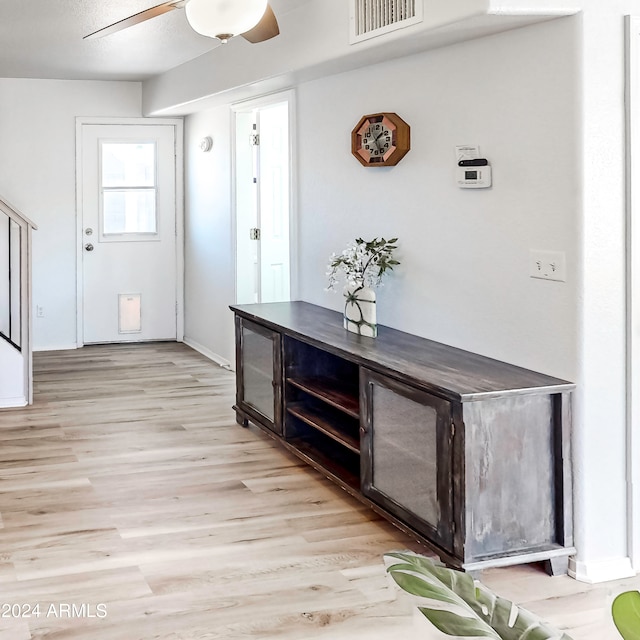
[241,4,279,44]
[84,0,187,40]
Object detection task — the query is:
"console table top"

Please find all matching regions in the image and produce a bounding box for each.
[230,301,574,402]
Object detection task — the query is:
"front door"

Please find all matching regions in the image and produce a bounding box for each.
[79,122,179,344]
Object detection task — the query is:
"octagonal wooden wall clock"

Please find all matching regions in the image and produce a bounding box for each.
[351,112,411,167]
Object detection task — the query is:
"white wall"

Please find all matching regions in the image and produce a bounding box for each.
[183,107,235,366]
[298,17,579,382]
[0,78,142,350]
[0,341,25,407]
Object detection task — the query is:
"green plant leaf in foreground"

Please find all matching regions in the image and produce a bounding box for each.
[385,552,574,640]
[612,591,640,640]
[386,552,499,638]
[417,607,501,638]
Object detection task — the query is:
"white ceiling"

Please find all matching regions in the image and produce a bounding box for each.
[0,0,307,81]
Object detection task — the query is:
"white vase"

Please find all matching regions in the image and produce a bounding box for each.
[343,284,377,337]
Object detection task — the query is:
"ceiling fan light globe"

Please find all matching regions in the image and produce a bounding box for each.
[185,0,268,41]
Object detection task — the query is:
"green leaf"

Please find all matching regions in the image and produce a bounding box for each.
[387,552,476,599]
[612,591,640,640]
[418,607,501,638]
[388,567,463,608]
[385,552,574,640]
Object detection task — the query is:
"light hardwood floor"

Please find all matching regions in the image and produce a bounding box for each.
[0,342,636,639]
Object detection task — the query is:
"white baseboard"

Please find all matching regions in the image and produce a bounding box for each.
[34,344,79,352]
[182,337,234,371]
[569,556,637,583]
[0,396,27,409]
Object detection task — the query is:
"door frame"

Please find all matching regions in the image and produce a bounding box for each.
[75,117,184,348]
[230,90,298,304]
[626,16,640,571]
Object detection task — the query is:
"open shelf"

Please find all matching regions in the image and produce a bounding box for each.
[286,401,360,453]
[283,337,361,485]
[288,435,360,492]
[284,409,360,490]
[286,376,359,419]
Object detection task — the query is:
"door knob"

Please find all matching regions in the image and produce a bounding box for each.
[85,243,94,252]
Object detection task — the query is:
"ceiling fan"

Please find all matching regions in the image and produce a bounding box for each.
[84,0,279,44]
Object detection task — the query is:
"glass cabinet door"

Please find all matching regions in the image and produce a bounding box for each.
[236,317,282,435]
[361,369,453,552]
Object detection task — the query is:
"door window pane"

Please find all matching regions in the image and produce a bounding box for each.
[102,143,155,187]
[100,142,157,237]
[103,190,156,234]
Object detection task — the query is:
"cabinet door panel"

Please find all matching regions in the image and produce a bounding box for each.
[361,369,453,551]
[372,384,440,525]
[243,327,275,420]
[236,317,282,434]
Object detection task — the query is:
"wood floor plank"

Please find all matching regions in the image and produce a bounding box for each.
[0,342,634,639]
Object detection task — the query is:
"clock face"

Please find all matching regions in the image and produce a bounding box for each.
[351,113,410,167]
[361,122,393,160]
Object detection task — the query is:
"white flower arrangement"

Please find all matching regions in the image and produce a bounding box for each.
[326,237,400,291]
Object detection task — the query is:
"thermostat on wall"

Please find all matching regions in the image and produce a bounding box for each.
[457,158,492,189]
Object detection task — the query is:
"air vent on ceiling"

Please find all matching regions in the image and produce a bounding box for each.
[350,0,424,44]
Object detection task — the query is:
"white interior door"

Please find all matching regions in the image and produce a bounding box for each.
[234,96,292,305]
[80,123,178,344]
[258,102,291,303]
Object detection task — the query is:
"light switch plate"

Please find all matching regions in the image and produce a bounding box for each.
[529,250,566,282]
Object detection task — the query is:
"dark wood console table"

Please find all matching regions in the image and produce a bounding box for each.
[230,301,575,574]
